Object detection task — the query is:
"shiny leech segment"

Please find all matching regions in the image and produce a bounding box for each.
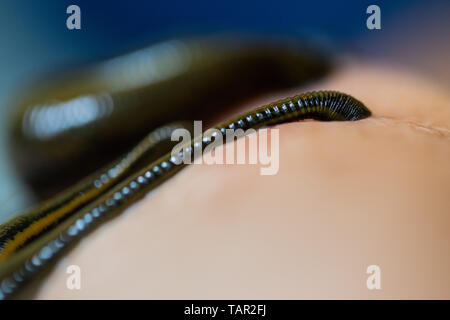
[0,91,370,299]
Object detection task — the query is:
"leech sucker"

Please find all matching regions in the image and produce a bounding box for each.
[0,90,370,299]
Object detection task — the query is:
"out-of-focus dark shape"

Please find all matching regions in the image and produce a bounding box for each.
[9,37,331,199]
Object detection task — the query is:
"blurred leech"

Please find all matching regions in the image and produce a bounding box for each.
[10,38,331,199]
[0,37,371,298]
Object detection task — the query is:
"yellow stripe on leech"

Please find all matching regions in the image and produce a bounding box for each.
[0,188,101,262]
[0,136,144,262]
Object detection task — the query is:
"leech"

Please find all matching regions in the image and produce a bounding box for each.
[0,123,192,261]
[10,39,332,199]
[0,90,370,299]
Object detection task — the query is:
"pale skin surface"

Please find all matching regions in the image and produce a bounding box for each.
[27,61,450,299]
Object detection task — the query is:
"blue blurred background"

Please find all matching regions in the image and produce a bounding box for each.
[0,0,448,220]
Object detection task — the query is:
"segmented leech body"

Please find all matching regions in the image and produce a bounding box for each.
[11,38,331,199]
[0,90,370,299]
[0,123,191,262]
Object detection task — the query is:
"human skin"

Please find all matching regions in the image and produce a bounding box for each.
[25,61,450,299]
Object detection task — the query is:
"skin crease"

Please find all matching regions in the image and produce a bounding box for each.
[25,61,450,299]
